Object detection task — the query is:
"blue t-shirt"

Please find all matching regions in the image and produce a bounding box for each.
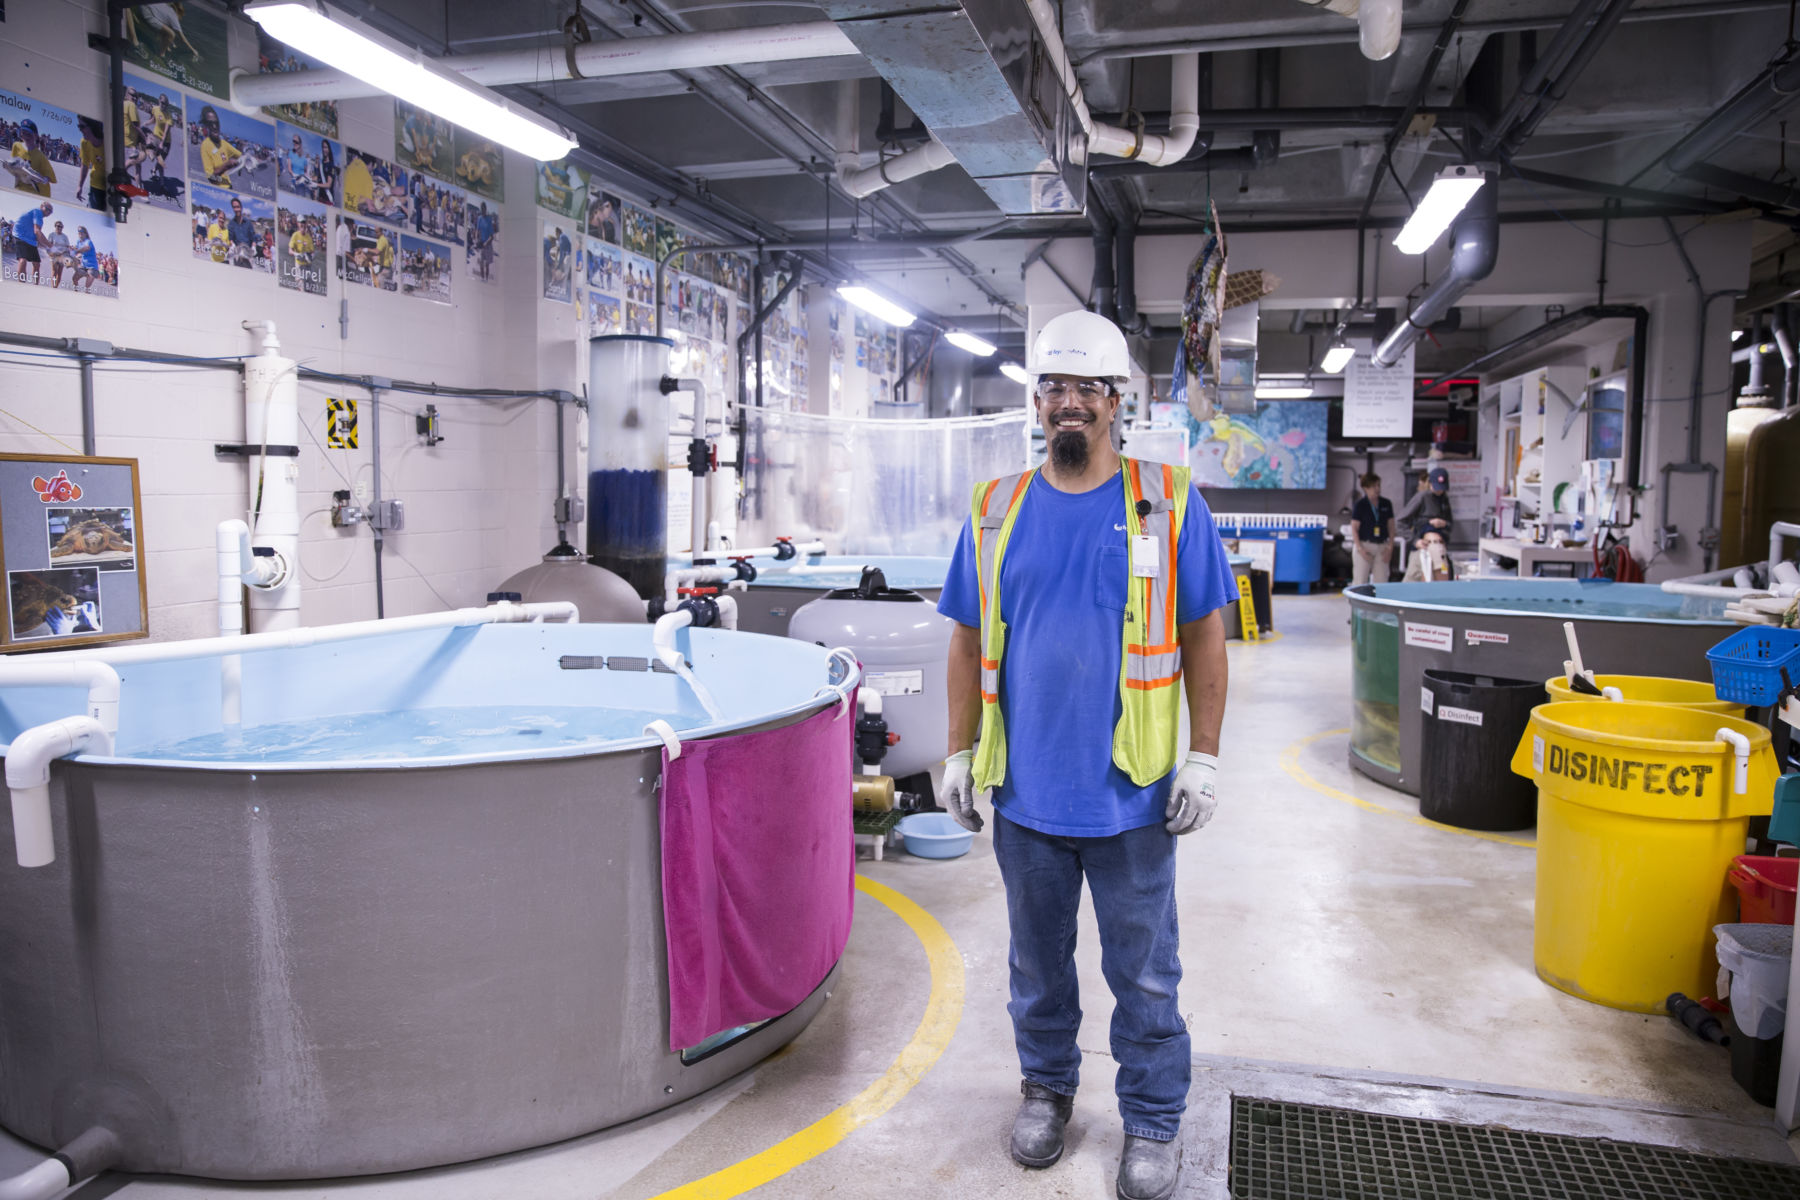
[15,207,44,246]
[938,469,1237,837]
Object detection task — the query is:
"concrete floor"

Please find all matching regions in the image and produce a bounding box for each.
[17,591,1796,1198]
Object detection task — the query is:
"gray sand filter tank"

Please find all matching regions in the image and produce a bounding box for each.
[587,335,674,600]
[788,567,953,780]
[494,542,647,622]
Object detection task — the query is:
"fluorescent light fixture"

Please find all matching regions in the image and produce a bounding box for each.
[945,330,996,357]
[1321,340,1355,374]
[1254,382,1315,399]
[1393,164,1485,255]
[836,284,915,328]
[245,0,578,161]
[1000,361,1030,385]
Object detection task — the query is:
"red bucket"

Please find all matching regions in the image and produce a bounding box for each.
[1729,856,1798,925]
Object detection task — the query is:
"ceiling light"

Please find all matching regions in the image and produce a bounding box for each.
[1321,339,1355,374]
[245,0,578,161]
[945,330,996,357]
[1000,361,1030,385]
[1393,164,1485,255]
[836,284,915,328]
[1254,382,1315,399]
[1732,328,1745,341]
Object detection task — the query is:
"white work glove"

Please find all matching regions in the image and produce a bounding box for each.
[942,749,983,833]
[1165,752,1218,835]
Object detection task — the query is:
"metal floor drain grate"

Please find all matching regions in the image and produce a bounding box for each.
[1228,1097,1800,1199]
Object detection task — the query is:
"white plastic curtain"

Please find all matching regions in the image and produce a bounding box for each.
[736,410,1032,556]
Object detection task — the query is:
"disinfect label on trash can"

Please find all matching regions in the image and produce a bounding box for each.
[1404,621,1454,651]
[1532,734,1544,773]
[1421,686,1434,714]
[1439,705,1484,726]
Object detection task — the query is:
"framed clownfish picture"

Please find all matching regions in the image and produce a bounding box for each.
[0,454,147,652]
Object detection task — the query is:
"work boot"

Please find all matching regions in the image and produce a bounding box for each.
[1116,1134,1180,1200]
[1010,1080,1074,1168]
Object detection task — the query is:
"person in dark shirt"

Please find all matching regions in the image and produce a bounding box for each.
[1399,464,1455,542]
[226,197,256,268]
[1351,472,1394,585]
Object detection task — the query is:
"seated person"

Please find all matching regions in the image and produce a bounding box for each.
[1403,529,1458,582]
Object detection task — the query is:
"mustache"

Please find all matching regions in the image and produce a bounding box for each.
[1049,409,1094,424]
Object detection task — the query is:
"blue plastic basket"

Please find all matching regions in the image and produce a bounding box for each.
[1707,626,1800,706]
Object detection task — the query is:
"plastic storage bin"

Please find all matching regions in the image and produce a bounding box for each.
[1544,673,1745,716]
[1706,626,1800,706]
[1716,922,1793,1106]
[1729,855,1799,924]
[1420,671,1544,831]
[1212,514,1326,594]
[1510,701,1779,1011]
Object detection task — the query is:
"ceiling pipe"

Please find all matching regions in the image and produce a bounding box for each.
[1372,173,1497,366]
[227,20,859,108]
[1653,44,1800,209]
[1088,190,1118,322]
[1494,0,1634,156]
[1089,50,1280,179]
[1021,0,1200,166]
[1295,0,1400,60]
[838,138,956,199]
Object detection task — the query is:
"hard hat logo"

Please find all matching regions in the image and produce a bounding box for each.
[1028,310,1132,383]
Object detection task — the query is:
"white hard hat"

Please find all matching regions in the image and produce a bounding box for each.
[1028,310,1131,383]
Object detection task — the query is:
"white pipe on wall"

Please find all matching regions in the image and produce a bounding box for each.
[242,321,301,633]
[0,661,121,738]
[229,21,858,109]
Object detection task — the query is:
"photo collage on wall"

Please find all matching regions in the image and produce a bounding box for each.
[0,455,147,651]
[0,86,119,297]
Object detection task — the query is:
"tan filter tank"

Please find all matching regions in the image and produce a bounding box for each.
[1742,406,1800,569]
[1724,400,1781,569]
[495,546,647,622]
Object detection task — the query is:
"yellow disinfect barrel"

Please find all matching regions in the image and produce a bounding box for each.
[1543,673,1746,716]
[1510,701,1779,1012]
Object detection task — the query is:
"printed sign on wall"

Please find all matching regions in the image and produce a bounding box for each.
[0,455,147,650]
[1343,340,1416,438]
[327,397,358,448]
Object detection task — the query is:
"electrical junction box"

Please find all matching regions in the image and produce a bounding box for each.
[369,499,404,531]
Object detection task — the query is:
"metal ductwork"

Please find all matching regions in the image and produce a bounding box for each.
[821,0,1086,214]
[1373,175,1497,366]
[1657,44,1800,210]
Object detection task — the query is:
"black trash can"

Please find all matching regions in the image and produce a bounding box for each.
[1419,670,1545,831]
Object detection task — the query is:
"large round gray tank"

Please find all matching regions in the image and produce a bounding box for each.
[495,546,646,622]
[788,567,952,778]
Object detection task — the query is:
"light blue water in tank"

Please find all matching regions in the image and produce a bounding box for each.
[132,705,692,764]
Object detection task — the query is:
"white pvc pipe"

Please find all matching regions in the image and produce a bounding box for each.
[665,565,738,605]
[0,1157,71,1200]
[839,138,958,199]
[1358,0,1403,60]
[688,540,826,563]
[229,22,858,109]
[1716,727,1752,796]
[1086,54,1201,166]
[1771,521,1800,572]
[49,602,578,669]
[242,333,301,634]
[715,594,738,632]
[0,661,120,739]
[6,716,107,868]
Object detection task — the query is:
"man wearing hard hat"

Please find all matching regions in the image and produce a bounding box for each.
[938,310,1236,1200]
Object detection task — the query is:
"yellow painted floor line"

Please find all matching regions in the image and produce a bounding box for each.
[650,873,965,1199]
[1281,728,1536,849]
[1229,629,1285,646]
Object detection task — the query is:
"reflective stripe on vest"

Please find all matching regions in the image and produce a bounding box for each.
[969,456,1190,791]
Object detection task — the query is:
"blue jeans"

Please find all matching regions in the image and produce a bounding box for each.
[991,812,1189,1140]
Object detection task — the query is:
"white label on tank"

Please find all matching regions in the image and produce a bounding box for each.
[1421,686,1434,715]
[1438,705,1484,727]
[865,669,923,696]
[1532,735,1544,773]
[1465,629,1509,645]
[1404,621,1454,651]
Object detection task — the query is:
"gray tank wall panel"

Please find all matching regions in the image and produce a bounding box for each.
[1347,600,1729,795]
[0,748,836,1179]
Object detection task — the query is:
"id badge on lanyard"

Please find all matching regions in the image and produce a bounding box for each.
[1130,534,1159,578]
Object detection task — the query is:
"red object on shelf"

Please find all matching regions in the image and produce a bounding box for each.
[1729,855,1798,925]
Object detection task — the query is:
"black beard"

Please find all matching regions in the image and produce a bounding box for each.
[1050,428,1091,472]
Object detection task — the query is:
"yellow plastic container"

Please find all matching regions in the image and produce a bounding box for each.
[1510,701,1778,1012]
[1543,674,1746,716]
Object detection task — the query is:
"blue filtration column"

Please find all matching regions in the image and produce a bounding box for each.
[587,335,675,600]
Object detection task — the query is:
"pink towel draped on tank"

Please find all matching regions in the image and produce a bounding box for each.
[659,700,856,1051]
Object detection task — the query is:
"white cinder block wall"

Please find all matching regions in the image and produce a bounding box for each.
[0,0,579,641]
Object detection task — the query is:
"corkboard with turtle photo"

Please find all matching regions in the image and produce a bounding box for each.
[0,454,147,650]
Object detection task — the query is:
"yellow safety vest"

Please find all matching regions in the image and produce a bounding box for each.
[970,456,1191,791]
